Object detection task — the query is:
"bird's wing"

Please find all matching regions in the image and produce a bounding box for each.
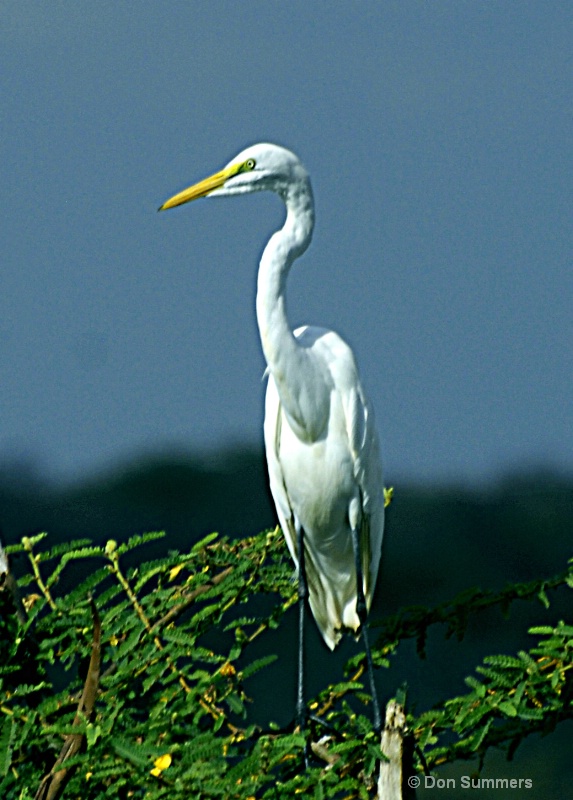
[290,326,385,607]
[326,333,385,607]
[263,373,299,565]
[264,369,343,649]
[350,388,384,606]
[265,327,384,640]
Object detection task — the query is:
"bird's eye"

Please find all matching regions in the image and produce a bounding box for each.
[245,158,256,170]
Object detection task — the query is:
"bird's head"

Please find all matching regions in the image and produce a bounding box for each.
[158,143,310,210]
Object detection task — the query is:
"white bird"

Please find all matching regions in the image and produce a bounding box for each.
[159,143,384,730]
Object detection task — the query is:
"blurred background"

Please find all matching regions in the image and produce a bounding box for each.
[2,3,572,795]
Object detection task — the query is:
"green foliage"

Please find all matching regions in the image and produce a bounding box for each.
[1,530,573,798]
[409,614,573,771]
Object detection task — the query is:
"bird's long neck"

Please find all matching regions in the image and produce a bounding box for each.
[256,180,330,442]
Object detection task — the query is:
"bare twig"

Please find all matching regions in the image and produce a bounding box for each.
[22,536,58,612]
[150,566,233,632]
[35,596,101,800]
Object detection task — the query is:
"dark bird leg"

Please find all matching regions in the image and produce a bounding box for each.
[296,525,307,731]
[351,526,382,733]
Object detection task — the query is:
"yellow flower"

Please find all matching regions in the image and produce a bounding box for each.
[150,753,172,777]
[23,593,42,611]
[169,564,184,580]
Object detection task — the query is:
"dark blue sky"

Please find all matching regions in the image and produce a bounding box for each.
[2,3,572,484]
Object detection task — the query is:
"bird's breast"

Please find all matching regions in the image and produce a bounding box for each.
[277,401,357,541]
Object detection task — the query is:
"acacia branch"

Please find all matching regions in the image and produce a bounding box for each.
[34,596,101,800]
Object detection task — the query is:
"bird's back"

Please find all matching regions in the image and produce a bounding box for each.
[263,325,384,650]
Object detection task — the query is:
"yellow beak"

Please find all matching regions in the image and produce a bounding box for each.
[158,165,236,211]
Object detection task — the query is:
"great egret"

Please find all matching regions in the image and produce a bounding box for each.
[159,143,384,731]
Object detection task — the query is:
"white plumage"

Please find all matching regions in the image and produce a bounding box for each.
[264,325,384,649]
[159,143,384,652]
